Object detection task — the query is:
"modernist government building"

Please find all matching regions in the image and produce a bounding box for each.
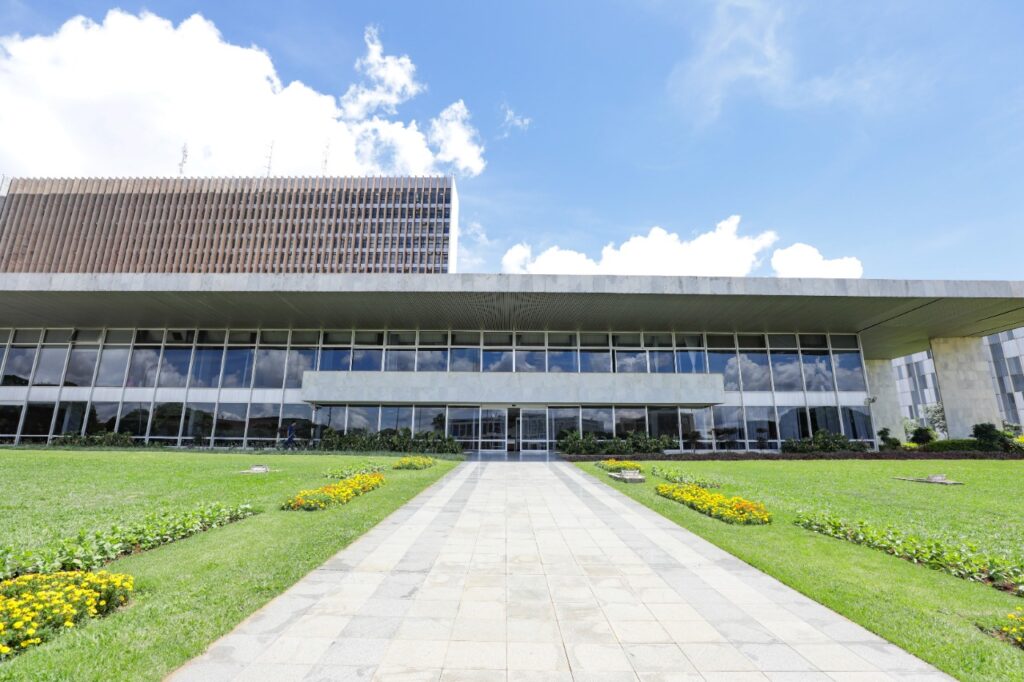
[1,175,1022,451]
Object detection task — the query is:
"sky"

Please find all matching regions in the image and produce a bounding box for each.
[0,1,1022,279]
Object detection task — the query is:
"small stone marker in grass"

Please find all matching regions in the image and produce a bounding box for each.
[894,473,963,485]
[242,464,270,474]
[609,470,646,483]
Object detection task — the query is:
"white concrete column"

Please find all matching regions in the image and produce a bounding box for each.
[865,359,904,443]
[929,337,1002,438]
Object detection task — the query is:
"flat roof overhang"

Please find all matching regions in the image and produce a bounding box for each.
[0,273,1022,360]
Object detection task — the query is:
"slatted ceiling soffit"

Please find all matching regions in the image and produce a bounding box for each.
[0,176,454,275]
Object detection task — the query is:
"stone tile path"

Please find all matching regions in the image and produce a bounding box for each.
[169,461,952,681]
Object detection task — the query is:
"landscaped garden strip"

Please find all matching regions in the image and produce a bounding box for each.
[282,472,386,511]
[1002,608,1024,649]
[0,502,257,580]
[655,482,771,524]
[795,511,1024,595]
[0,570,133,660]
[323,461,387,479]
[393,456,436,470]
[650,465,723,488]
[595,459,644,472]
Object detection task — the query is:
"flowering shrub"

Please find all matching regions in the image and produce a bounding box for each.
[324,461,387,479]
[656,483,771,525]
[282,472,386,511]
[1002,608,1024,648]
[650,466,722,488]
[0,570,133,659]
[393,456,435,470]
[596,459,644,473]
[795,512,1024,595]
[0,503,256,580]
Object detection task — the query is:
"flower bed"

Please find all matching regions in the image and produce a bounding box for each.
[282,472,386,511]
[655,483,771,525]
[596,459,644,473]
[0,570,133,660]
[650,466,722,488]
[324,461,387,479]
[1001,608,1024,649]
[0,503,257,580]
[393,456,436,470]
[795,512,1024,595]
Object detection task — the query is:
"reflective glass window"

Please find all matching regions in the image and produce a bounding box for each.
[778,406,810,440]
[416,349,448,371]
[614,407,647,436]
[190,346,224,388]
[830,335,859,349]
[612,333,642,347]
[253,347,286,388]
[802,351,835,391]
[85,402,119,434]
[385,349,416,371]
[346,405,380,433]
[215,403,248,438]
[380,405,413,432]
[183,403,215,444]
[228,330,257,344]
[351,348,383,371]
[134,329,162,344]
[13,329,41,344]
[580,407,613,439]
[94,347,128,387]
[643,333,673,348]
[516,332,545,346]
[414,405,446,434]
[447,407,479,443]
[418,331,448,345]
[547,350,578,373]
[770,352,802,391]
[281,403,314,439]
[285,348,317,387]
[675,334,703,348]
[680,408,712,448]
[547,333,577,347]
[259,330,288,345]
[322,330,352,345]
[768,334,798,348]
[799,334,828,349]
[833,351,867,391]
[649,351,675,374]
[809,406,841,434]
[706,334,735,349]
[707,350,740,390]
[222,348,255,388]
[74,331,101,343]
[158,347,192,388]
[738,351,772,390]
[118,403,151,437]
[21,402,55,436]
[579,350,612,373]
[2,347,36,386]
[291,331,319,345]
[675,350,705,374]
[737,334,766,349]
[579,333,609,347]
[246,403,281,439]
[450,348,481,372]
[150,403,184,438]
[744,406,778,447]
[388,331,416,346]
[53,402,87,436]
[314,405,346,436]
[548,407,580,441]
[841,406,873,440]
[484,332,513,346]
[197,330,226,344]
[712,406,745,448]
[515,350,546,372]
[32,347,67,386]
[165,330,194,344]
[451,331,480,346]
[0,404,22,434]
[64,346,98,386]
[126,346,160,387]
[319,348,351,372]
[614,350,647,373]
[482,350,513,372]
[647,407,679,440]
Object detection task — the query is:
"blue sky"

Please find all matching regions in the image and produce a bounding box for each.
[1,1,1022,278]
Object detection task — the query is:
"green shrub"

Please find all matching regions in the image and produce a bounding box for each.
[595,459,644,473]
[49,432,137,448]
[0,503,257,580]
[920,438,992,452]
[324,461,387,479]
[650,466,723,488]
[795,511,1024,596]
[318,428,462,455]
[781,430,868,453]
[557,430,675,455]
[910,426,936,445]
[876,428,902,451]
[393,456,435,470]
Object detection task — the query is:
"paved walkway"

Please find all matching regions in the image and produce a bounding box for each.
[170,461,951,682]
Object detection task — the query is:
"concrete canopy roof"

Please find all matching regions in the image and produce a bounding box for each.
[0,273,1022,360]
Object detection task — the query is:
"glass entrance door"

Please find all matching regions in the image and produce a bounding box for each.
[480,408,507,450]
[520,409,548,451]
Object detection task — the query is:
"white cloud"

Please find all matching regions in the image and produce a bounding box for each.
[501,216,778,276]
[456,220,493,272]
[770,243,863,278]
[668,0,917,122]
[0,11,485,177]
[499,103,531,138]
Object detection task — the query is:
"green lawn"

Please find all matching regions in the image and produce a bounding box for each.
[579,459,1024,682]
[0,449,457,682]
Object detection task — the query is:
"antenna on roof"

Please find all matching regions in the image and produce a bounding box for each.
[178,144,189,177]
[264,141,275,178]
[321,140,330,173]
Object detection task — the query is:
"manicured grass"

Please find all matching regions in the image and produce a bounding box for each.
[580,459,1024,682]
[0,449,457,682]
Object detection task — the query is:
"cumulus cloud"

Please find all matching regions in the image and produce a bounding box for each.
[502,216,778,276]
[499,103,531,138]
[501,216,863,278]
[0,11,485,177]
[770,243,863,278]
